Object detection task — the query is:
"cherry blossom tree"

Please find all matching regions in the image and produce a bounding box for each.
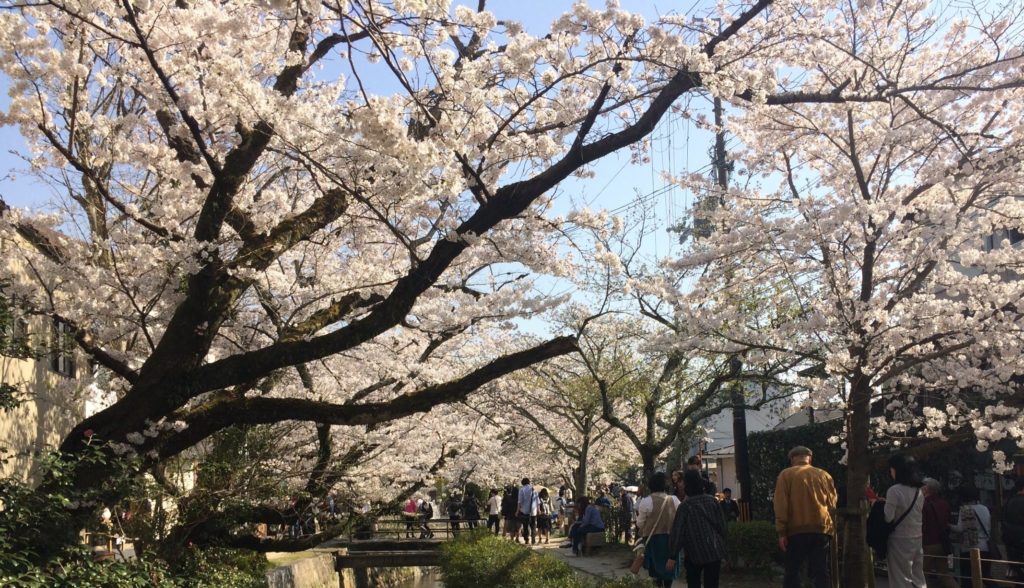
[474,356,627,495]
[664,2,1024,583]
[4,0,1019,573]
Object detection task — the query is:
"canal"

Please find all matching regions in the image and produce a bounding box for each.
[399,569,443,587]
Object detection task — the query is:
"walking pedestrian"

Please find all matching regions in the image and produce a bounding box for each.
[637,471,681,587]
[517,477,538,544]
[403,496,419,538]
[667,470,727,588]
[501,485,519,540]
[486,488,501,535]
[618,486,635,544]
[720,488,740,523]
[885,454,926,588]
[446,492,462,536]
[774,445,837,588]
[556,486,571,534]
[463,492,480,530]
[417,497,434,538]
[921,478,956,588]
[537,487,553,544]
[1003,478,1024,580]
[950,486,993,588]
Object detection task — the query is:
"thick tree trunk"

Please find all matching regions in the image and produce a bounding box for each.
[640,449,657,490]
[841,375,873,587]
[573,428,592,498]
[573,462,589,500]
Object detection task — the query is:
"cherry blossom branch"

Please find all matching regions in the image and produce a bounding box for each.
[158,335,577,459]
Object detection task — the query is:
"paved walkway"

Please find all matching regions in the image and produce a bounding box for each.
[532,540,637,582]
[530,539,904,587]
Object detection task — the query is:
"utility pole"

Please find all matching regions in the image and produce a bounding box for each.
[692,16,752,506]
[712,94,752,504]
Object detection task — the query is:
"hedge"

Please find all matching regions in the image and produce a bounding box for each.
[439,531,587,588]
[725,520,779,570]
[747,419,845,521]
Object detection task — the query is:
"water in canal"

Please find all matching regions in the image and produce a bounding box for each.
[399,569,443,587]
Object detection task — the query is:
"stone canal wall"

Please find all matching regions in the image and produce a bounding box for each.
[266,553,337,588]
[266,551,431,588]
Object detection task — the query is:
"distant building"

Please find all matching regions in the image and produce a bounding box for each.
[697,396,794,496]
[0,232,100,483]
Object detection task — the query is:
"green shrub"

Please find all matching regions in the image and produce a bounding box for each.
[725,520,779,569]
[171,547,266,588]
[747,420,845,521]
[440,530,587,588]
[601,575,656,588]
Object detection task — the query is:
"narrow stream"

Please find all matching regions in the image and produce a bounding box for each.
[399,569,443,587]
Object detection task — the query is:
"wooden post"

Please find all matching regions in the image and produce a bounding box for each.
[830,532,839,588]
[970,547,983,588]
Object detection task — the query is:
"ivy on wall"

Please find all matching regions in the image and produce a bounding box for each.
[747,419,845,521]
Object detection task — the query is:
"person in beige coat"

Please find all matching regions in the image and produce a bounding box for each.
[774,446,837,588]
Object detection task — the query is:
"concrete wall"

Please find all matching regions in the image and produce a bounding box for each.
[266,553,338,588]
[339,566,425,588]
[265,552,429,588]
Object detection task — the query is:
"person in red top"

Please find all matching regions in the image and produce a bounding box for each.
[403,496,419,538]
[921,478,956,588]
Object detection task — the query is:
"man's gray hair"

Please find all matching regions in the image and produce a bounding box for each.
[922,477,942,494]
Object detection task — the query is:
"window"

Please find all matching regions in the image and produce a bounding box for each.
[0,293,29,358]
[983,228,1024,251]
[51,319,76,378]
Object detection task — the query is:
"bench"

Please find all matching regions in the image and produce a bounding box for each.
[581,532,607,555]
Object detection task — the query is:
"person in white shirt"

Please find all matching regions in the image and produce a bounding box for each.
[885,454,925,588]
[517,477,539,544]
[486,488,502,535]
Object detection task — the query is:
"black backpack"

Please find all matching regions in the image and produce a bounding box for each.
[866,491,919,560]
[418,501,433,518]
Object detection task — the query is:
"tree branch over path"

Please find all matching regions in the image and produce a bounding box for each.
[155,335,578,458]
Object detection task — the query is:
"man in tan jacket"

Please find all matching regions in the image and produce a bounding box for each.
[774,446,837,588]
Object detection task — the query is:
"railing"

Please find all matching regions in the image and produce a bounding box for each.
[346,515,488,541]
[923,547,1022,588]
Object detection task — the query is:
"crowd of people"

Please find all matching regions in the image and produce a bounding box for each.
[862,453,1020,588]
[389,447,1023,588]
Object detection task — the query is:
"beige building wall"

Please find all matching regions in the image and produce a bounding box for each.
[1,236,87,484]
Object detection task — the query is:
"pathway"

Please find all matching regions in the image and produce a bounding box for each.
[531,540,897,588]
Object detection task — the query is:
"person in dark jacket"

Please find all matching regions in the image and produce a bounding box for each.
[667,470,727,588]
[446,493,463,535]
[500,486,519,540]
[921,478,956,588]
[618,487,634,544]
[462,492,481,529]
[1004,477,1024,580]
[687,455,718,496]
[720,488,740,522]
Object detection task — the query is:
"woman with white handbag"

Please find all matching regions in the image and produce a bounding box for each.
[634,471,681,587]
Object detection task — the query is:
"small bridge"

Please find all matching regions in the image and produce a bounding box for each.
[333,517,481,570]
[335,541,441,569]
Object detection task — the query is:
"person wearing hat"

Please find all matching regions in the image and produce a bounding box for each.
[774,446,837,588]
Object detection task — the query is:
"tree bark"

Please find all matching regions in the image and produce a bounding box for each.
[841,375,873,588]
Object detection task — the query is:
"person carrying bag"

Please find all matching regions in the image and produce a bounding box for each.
[630,496,671,574]
[631,472,680,587]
